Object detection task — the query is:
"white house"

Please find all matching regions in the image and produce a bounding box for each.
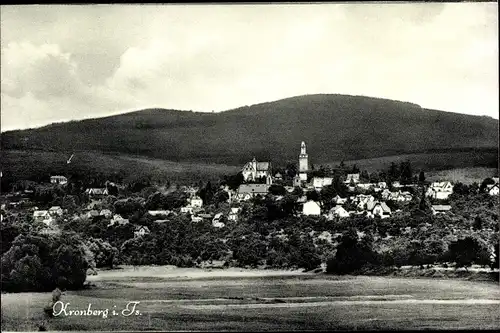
[431,205,452,215]
[356,183,373,190]
[99,209,113,218]
[426,182,454,200]
[388,191,413,202]
[191,216,203,223]
[328,206,350,220]
[148,210,171,216]
[50,175,68,185]
[212,213,225,228]
[108,214,129,226]
[228,207,241,222]
[242,158,272,182]
[392,181,403,188]
[302,200,321,216]
[356,195,375,210]
[134,226,150,238]
[180,206,194,214]
[48,206,63,216]
[190,196,203,208]
[312,177,333,190]
[486,184,499,196]
[33,210,54,226]
[344,173,360,184]
[366,201,391,218]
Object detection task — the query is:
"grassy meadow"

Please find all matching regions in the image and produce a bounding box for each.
[425,167,499,185]
[1,150,240,186]
[327,150,498,174]
[2,266,500,331]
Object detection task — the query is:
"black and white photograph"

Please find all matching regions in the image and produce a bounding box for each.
[1,2,499,331]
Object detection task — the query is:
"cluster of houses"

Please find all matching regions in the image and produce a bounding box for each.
[2,144,499,236]
[235,142,500,220]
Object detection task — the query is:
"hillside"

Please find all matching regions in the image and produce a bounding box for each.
[1,94,498,166]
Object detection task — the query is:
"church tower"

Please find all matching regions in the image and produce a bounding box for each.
[298,141,309,181]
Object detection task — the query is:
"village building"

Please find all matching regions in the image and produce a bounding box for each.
[85,188,109,196]
[148,210,171,216]
[180,206,194,214]
[344,173,360,184]
[84,210,100,219]
[302,200,321,216]
[327,206,350,220]
[212,213,225,228]
[190,196,203,208]
[387,191,413,202]
[191,215,203,223]
[333,195,347,205]
[33,210,54,226]
[312,177,333,191]
[487,184,499,196]
[431,205,452,215]
[99,209,113,218]
[108,214,129,226]
[50,175,68,185]
[228,207,241,222]
[242,158,272,182]
[235,184,270,201]
[426,182,454,200]
[274,173,283,181]
[356,183,373,190]
[366,201,392,218]
[134,226,150,238]
[392,181,403,188]
[48,206,63,216]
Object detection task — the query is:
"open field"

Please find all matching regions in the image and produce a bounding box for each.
[327,150,498,173]
[2,266,500,331]
[0,150,240,185]
[425,167,499,185]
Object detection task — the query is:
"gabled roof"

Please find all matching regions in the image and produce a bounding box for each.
[237,184,270,194]
[49,206,62,211]
[86,188,108,195]
[367,201,391,213]
[330,206,348,213]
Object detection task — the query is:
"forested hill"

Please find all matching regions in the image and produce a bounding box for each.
[2,94,498,165]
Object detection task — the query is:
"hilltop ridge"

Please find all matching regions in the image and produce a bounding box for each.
[1,94,498,166]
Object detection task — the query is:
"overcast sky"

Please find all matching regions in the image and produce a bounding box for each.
[1,3,498,131]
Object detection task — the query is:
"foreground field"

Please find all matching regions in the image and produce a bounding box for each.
[2,266,499,331]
